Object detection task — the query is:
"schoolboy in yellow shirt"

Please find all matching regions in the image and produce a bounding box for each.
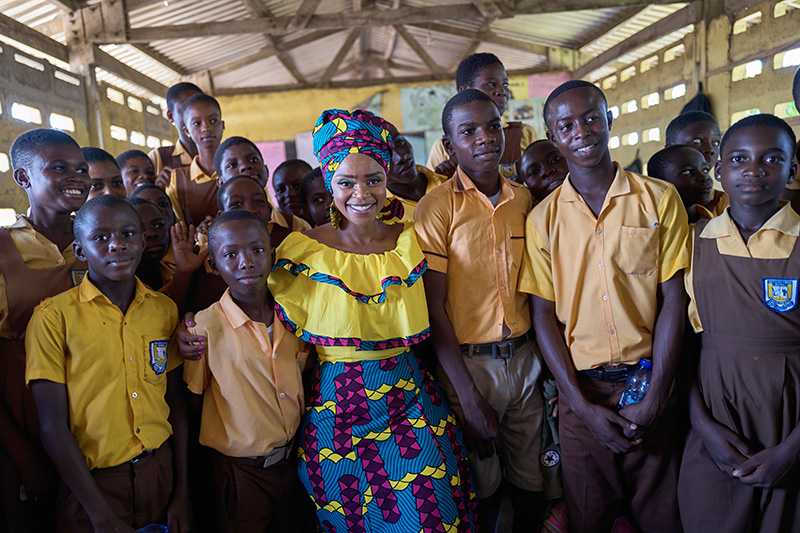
[0,128,90,532]
[521,80,688,532]
[26,195,189,532]
[184,210,308,532]
[415,89,544,532]
[149,82,203,184]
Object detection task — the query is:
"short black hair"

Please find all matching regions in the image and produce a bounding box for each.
[208,209,270,257]
[10,128,81,171]
[274,159,313,179]
[456,53,504,89]
[647,145,695,181]
[522,139,553,155]
[166,82,203,112]
[794,65,800,107]
[181,93,221,121]
[441,89,496,136]
[665,111,719,144]
[214,136,262,177]
[127,197,161,213]
[217,175,267,211]
[116,149,151,169]
[543,80,607,128]
[74,194,140,242]
[128,183,172,205]
[720,113,797,155]
[299,167,324,201]
[82,146,120,169]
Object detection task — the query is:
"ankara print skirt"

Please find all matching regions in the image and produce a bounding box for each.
[298,349,478,532]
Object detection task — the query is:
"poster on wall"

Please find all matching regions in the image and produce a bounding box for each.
[400,84,456,132]
[507,98,547,139]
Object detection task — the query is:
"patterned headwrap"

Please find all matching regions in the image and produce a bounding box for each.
[312,109,393,193]
[312,108,403,223]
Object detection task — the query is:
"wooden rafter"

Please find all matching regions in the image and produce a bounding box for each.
[409,22,556,56]
[319,29,361,87]
[468,0,501,18]
[239,0,307,84]
[394,25,447,80]
[287,0,323,30]
[122,0,679,42]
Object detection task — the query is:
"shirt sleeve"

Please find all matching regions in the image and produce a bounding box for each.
[413,194,450,273]
[182,324,210,394]
[165,170,185,223]
[165,301,183,372]
[148,147,163,175]
[426,137,448,170]
[518,209,555,300]
[25,299,68,385]
[656,186,691,284]
[520,123,539,150]
[684,225,703,333]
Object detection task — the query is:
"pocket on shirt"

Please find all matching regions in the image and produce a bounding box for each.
[510,223,525,267]
[143,336,170,386]
[615,225,657,276]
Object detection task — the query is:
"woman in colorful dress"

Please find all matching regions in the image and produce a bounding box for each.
[269,109,477,532]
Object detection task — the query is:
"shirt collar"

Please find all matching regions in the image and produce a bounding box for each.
[189,156,218,181]
[219,289,252,329]
[453,166,515,207]
[173,139,188,157]
[700,202,800,240]
[558,162,630,204]
[78,275,148,308]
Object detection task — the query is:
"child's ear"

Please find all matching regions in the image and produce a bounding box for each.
[714,160,722,182]
[73,241,86,262]
[209,256,218,275]
[788,160,798,185]
[13,168,31,189]
[606,109,614,131]
[182,125,190,136]
[167,109,174,125]
[442,137,455,157]
[545,130,554,143]
[221,120,225,131]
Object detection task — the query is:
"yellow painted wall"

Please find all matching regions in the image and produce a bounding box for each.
[217,75,530,143]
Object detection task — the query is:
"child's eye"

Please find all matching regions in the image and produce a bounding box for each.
[712,140,720,147]
[154,223,165,230]
[765,156,784,164]
[113,179,124,187]
[692,138,703,145]
[225,162,236,170]
[229,200,242,208]
[224,252,236,259]
[254,247,265,253]
[549,156,563,164]
[250,157,261,163]
[90,182,103,190]
[93,234,108,242]
[460,128,475,135]
[313,197,325,204]
[730,155,744,163]
[76,167,88,174]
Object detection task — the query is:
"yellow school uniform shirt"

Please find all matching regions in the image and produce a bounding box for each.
[696,189,730,219]
[387,165,448,222]
[183,289,308,457]
[271,209,312,232]
[166,156,218,223]
[148,139,193,175]
[0,217,83,339]
[686,203,800,332]
[426,120,539,172]
[25,276,180,469]
[520,163,690,371]
[414,166,532,345]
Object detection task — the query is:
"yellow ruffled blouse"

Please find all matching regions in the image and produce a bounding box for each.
[269,221,430,362]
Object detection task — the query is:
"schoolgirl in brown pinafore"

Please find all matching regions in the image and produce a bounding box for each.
[498,121,523,181]
[172,165,219,227]
[679,218,800,532]
[0,228,86,531]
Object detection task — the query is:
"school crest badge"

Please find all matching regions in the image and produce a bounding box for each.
[149,340,169,376]
[763,278,798,313]
[70,270,87,286]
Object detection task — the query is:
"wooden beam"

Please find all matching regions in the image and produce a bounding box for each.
[573,3,698,79]
[123,0,677,42]
[93,45,169,95]
[132,43,187,76]
[0,12,69,62]
[238,0,306,84]
[394,25,447,79]
[409,22,554,56]
[574,6,646,49]
[215,65,549,95]
[468,0,501,18]
[51,0,82,11]
[319,29,360,87]
[287,0,322,30]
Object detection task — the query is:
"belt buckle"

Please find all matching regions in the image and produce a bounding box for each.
[492,341,513,359]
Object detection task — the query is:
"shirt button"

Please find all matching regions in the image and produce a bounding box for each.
[500,285,505,290]
[596,229,602,234]
[136,428,140,433]
[602,295,608,301]
[496,249,501,254]
[132,392,138,398]
[272,354,277,359]
[290,428,293,434]
[279,392,286,399]
[609,330,615,335]
[598,263,603,269]
[128,356,133,360]
[57,258,64,263]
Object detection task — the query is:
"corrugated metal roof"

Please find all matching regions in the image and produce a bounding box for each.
[0,0,703,93]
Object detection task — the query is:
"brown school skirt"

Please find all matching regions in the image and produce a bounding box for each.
[679,334,800,533]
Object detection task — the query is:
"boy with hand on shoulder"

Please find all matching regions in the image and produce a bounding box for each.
[520,139,568,205]
[648,144,714,223]
[149,82,203,187]
[299,167,332,227]
[183,210,308,532]
[117,149,157,196]
[415,89,545,532]
[522,80,688,532]
[679,114,800,532]
[0,128,90,532]
[83,147,126,200]
[166,93,224,226]
[25,195,189,532]
[272,160,313,231]
[666,111,728,218]
[427,53,538,180]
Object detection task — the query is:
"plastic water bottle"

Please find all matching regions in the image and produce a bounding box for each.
[136,525,168,533]
[617,359,652,410]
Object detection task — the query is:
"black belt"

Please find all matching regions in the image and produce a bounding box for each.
[460,332,530,359]
[580,364,634,383]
